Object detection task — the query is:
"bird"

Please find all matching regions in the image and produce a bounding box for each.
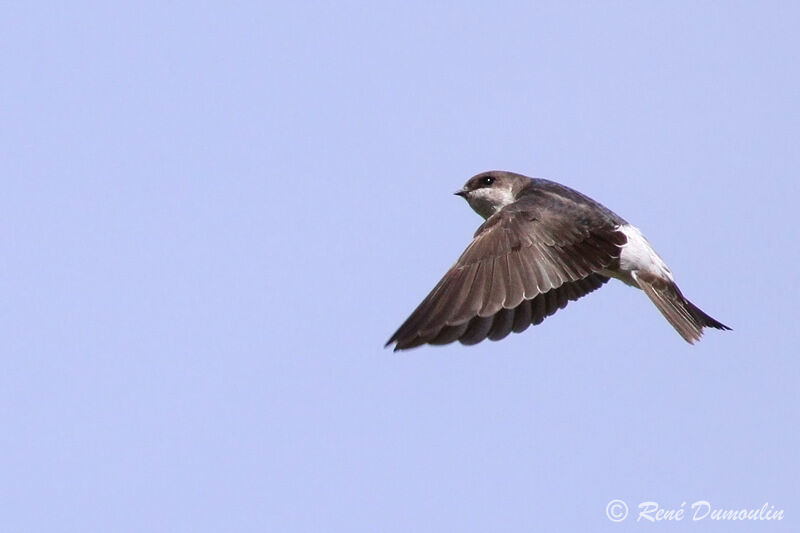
[386,170,730,351]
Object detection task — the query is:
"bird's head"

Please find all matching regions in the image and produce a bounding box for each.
[454,171,528,219]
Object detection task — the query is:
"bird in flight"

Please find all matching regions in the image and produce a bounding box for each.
[386,170,730,351]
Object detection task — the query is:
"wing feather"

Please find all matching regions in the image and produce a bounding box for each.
[487,307,516,341]
[386,180,626,350]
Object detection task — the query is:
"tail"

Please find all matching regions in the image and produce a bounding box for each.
[633,272,731,344]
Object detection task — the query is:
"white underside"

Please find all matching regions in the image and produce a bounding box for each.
[602,224,674,287]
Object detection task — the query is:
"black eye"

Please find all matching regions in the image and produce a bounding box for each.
[481,176,495,186]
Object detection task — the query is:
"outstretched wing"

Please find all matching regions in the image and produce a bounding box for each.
[386,182,627,350]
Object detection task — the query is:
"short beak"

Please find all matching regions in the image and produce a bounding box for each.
[454,189,468,198]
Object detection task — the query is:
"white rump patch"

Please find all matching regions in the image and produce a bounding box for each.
[617,224,674,282]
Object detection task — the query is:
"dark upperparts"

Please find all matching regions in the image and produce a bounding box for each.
[385,175,629,350]
[515,177,628,227]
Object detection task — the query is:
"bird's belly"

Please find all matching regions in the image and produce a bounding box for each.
[599,267,638,287]
[601,224,674,288]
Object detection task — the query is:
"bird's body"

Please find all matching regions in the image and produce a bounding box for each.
[386,171,730,351]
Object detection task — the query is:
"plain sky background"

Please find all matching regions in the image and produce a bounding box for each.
[2,2,798,531]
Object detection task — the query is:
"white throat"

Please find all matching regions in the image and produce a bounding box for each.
[467,187,516,219]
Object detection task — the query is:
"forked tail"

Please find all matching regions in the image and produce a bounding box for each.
[633,272,731,344]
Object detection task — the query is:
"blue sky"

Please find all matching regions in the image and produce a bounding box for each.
[2,2,798,531]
